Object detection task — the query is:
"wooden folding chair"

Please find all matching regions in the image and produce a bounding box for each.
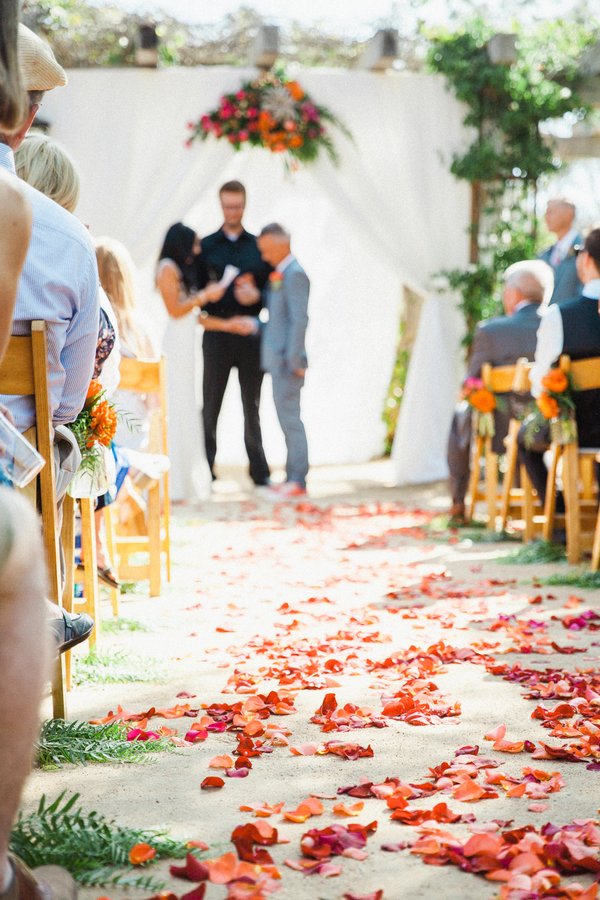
[107,356,171,598]
[498,359,540,539]
[0,321,67,718]
[546,355,600,564]
[467,362,518,529]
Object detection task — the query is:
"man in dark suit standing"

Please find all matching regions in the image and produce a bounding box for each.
[519,229,600,504]
[257,224,310,498]
[447,260,553,522]
[198,181,271,486]
[538,198,582,305]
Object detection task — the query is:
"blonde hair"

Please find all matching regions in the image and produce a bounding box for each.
[95,236,152,359]
[15,132,80,212]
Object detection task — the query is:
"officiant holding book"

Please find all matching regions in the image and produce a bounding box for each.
[197,180,271,486]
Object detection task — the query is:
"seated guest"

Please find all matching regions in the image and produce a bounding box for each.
[447,260,553,523]
[519,228,600,505]
[538,197,582,305]
[0,24,99,651]
[0,6,76,898]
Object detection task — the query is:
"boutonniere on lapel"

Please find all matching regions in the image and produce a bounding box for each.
[269,271,284,291]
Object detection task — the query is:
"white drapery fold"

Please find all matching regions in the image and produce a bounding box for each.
[43,67,469,470]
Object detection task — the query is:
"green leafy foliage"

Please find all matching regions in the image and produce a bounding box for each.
[537,569,600,589]
[501,539,566,565]
[100,616,150,634]
[36,719,174,769]
[427,18,596,349]
[10,792,193,888]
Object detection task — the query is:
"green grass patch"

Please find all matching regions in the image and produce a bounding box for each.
[118,581,145,595]
[100,616,149,634]
[10,792,197,889]
[73,649,165,686]
[36,719,175,770]
[500,540,566,565]
[427,515,517,544]
[536,569,600,589]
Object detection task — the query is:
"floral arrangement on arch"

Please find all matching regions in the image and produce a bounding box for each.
[186,71,349,166]
[462,377,497,438]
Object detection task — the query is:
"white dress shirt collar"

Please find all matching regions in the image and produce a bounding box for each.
[276,254,294,274]
[555,227,579,256]
[582,278,600,300]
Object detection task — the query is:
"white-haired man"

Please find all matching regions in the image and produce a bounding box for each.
[447,260,553,522]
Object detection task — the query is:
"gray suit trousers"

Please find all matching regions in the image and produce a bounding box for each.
[271,366,308,487]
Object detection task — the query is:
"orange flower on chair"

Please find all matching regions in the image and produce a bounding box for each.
[541,368,568,394]
[536,392,559,420]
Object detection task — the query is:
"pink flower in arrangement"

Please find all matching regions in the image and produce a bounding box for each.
[213,124,223,137]
[228,134,238,143]
[238,130,250,142]
[235,90,247,101]
[302,103,319,121]
[247,107,259,118]
[200,115,212,130]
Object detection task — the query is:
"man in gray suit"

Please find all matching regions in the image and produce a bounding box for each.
[257,224,310,498]
[538,198,582,305]
[447,260,553,522]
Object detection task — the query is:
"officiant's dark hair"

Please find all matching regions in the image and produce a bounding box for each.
[158,222,198,291]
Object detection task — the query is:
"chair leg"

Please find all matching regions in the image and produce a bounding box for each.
[163,473,171,583]
[466,435,484,522]
[591,504,600,572]
[522,466,535,542]
[103,506,120,617]
[485,450,498,531]
[542,445,560,542]
[562,443,582,565]
[79,498,100,649]
[148,481,161,597]
[500,421,519,530]
[51,655,67,720]
[60,493,75,691]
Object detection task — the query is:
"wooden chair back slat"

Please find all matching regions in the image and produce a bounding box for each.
[482,363,517,394]
[559,355,600,391]
[512,358,532,393]
[118,357,162,393]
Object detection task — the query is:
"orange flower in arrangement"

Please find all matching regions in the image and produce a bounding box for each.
[89,399,118,447]
[541,368,568,394]
[85,379,103,407]
[128,842,157,866]
[286,80,305,101]
[536,392,560,420]
[468,387,496,414]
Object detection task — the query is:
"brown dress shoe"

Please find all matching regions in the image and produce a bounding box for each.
[2,855,76,899]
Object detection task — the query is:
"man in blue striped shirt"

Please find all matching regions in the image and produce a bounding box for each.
[0,26,99,652]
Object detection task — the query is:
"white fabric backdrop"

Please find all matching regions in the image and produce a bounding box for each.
[42,67,469,475]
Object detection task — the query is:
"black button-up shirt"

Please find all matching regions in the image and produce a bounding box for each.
[198,227,271,319]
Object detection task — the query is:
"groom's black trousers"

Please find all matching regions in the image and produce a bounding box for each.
[202,330,270,485]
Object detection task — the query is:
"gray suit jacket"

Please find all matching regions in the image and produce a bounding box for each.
[467,302,541,453]
[538,233,583,305]
[261,258,310,374]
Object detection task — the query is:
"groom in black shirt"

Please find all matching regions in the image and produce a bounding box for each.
[198,181,271,485]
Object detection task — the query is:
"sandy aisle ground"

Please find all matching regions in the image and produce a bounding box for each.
[21,461,600,900]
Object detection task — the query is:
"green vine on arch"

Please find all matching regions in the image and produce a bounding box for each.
[427,18,594,351]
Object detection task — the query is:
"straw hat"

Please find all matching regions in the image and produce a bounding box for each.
[18,24,67,91]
